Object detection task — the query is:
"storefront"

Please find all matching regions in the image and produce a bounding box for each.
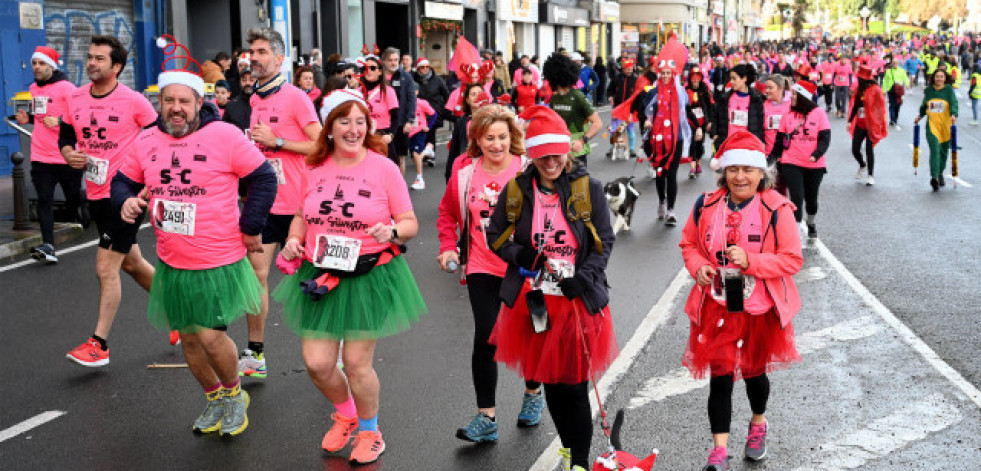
[542,2,589,55]
[420,1,465,75]
[590,1,620,61]
[496,0,538,59]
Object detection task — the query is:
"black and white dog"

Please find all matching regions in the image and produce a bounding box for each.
[604,177,641,234]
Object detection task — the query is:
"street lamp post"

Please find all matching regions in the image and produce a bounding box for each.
[860,6,871,35]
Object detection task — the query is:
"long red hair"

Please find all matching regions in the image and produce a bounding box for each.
[307,100,388,166]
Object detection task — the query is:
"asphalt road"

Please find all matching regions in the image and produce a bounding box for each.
[1,92,980,470]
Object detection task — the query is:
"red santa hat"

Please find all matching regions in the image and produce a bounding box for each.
[711,130,767,171]
[792,80,818,101]
[519,105,570,159]
[32,46,62,69]
[417,57,430,68]
[156,35,204,96]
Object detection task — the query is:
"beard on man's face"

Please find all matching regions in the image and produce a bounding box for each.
[163,109,201,139]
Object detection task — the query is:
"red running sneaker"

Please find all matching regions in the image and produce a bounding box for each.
[169,330,181,346]
[321,413,358,452]
[349,430,385,464]
[66,337,109,367]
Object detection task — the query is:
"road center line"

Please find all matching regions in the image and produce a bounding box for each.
[0,411,67,443]
[813,238,981,409]
[0,223,151,274]
[528,268,690,471]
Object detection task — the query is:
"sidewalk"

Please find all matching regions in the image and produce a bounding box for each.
[0,175,83,259]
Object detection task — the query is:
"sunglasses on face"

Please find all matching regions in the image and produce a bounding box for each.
[366,65,379,71]
[344,74,355,79]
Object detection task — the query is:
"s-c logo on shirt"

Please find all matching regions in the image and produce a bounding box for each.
[161,168,192,184]
[319,200,355,218]
[82,127,108,139]
[533,230,567,247]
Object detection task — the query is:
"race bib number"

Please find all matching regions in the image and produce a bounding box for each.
[928,101,946,114]
[152,199,197,236]
[84,156,109,185]
[730,109,749,127]
[693,108,705,120]
[268,158,286,185]
[33,97,48,115]
[767,115,782,130]
[313,235,362,272]
[538,259,575,297]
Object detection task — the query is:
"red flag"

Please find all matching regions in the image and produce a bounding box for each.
[449,37,480,83]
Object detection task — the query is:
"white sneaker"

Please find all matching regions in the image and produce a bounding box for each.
[866,176,875,186]
[665,211,677,226]
[410,175,425,190]
[855,167,867,180]
[894,124,901,131]
[971,120,980,126]
[423,144,435,158]
[657,203,667,220]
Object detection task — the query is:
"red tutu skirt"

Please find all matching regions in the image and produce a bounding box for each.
[490,283,619,384]
[683,299,801,380]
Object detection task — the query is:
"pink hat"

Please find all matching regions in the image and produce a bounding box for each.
[32,46,61,69]
[519,106,571,159]
[156,35,204,95]
[417,57,430,67]
[711,130,767,171]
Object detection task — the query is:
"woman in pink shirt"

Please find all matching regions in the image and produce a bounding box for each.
[767,81,831,239]
[762,75,792,158]
[436,104,547,443]
[295,65,322,102]
[274,90,426,465]
[359,56,400,163]
[680,130,803,470]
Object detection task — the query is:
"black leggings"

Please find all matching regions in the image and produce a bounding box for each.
[708,374,770,434]
[779,163,825,222]
[467,274,540,409]
[851,126,875,176]
[544,382,592,468]
[822,84,834,108]
[30,162,84,245]
[654,140,683,210]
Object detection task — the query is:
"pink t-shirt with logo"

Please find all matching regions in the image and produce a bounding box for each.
[250,83,320,215]
[29,79,77,164]
[763,97,792,155]
[705,197,773,314]
[301,150,413,261]
[409,98,436,137]
[466,157,523,277]
[118,121,266,270]
[777,107,830,169]
[833,62,853,87]
[364,85,399,130]
[727,93,751,136]
[64,83,158,200]
[531,182,579,296]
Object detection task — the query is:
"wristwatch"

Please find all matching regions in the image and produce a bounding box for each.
[391,226,400,242]
[274,138,285,152]
[581,134,590,144]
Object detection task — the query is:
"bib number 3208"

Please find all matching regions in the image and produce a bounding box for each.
[313,235,362,272]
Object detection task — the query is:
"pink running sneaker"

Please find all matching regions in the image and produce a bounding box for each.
[321,413,358,452]
[745,421,768,461]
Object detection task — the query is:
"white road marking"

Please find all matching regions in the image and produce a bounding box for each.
[812,238,981,409]
[528,268,690,471]
[625,316,882,410]
[0,411,66,443]
[950,176,973,188]
[791,393,962,470]
[0,224,151,274]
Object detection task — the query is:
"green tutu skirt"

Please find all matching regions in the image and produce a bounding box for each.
[147,258,261,333]
[273,256,427,340]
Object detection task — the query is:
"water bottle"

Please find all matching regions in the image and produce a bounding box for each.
[445,260,459,273]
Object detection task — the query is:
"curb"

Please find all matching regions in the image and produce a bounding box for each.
[0,223,85,259]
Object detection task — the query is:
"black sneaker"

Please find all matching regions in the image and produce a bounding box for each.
[930,178,940,192]
[807,224,817,239]
[938,175,946,187]
[423,156,436,167]
[30,244,58,264]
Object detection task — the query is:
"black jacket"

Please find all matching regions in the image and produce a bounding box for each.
[712,88,766,146]
[222,94,252,131]
[413,70,450,121]
[486,164,615,314]
[387,69,417,127]
[607,72,639,105]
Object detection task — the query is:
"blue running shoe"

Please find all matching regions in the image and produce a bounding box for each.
[517,391,544,427]
[455,413,498,443]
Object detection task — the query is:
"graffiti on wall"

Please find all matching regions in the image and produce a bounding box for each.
[44,9,137,88]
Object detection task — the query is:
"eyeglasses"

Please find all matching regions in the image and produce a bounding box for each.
[366,65,379,71]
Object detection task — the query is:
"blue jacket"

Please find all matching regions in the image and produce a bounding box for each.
[388,69,417,128]
[579,66,599,94]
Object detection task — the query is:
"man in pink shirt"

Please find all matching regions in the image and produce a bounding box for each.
[59,35,159,367]
[832,56,854,118]
[114,61,277,436]
[14,46,78,264]
[242,26,322,378]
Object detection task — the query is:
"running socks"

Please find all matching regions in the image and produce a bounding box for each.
[334,395,358,419]
[358,415,378,432]
[92,334,108,351]
[247,341,264,355]
[222,379,242,397]
[204,383,222,401]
